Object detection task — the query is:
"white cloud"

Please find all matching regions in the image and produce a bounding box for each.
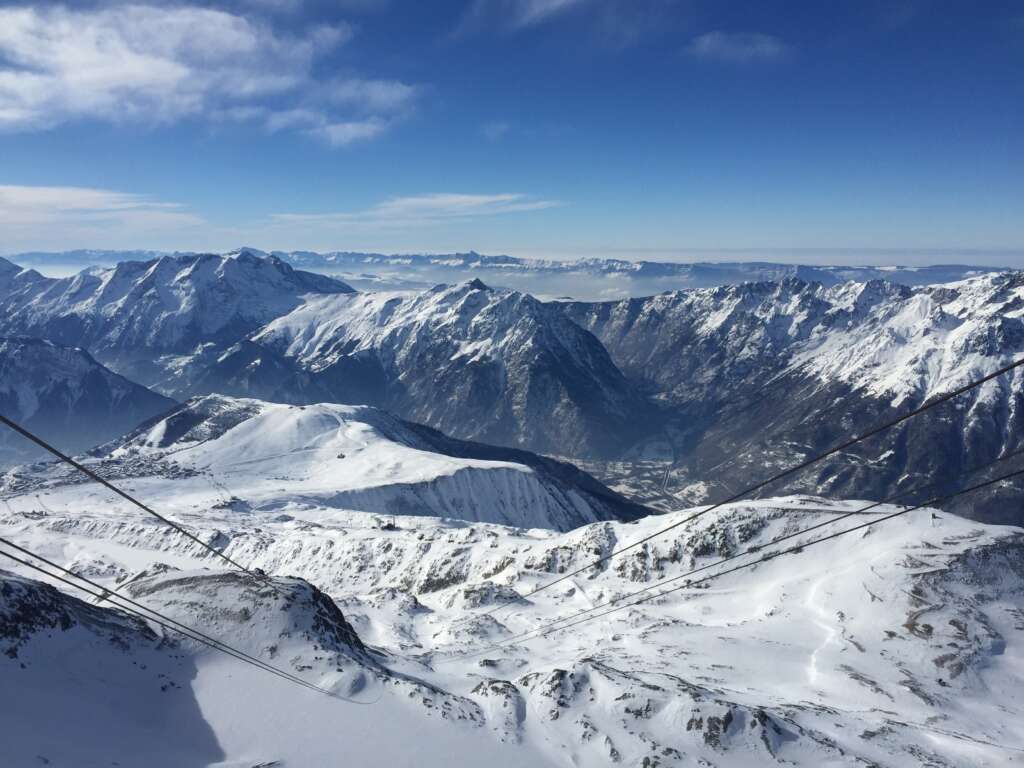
[272,192,562,228]
[0,4,415,146]
[265,108,326,132]
[687,31,789,63]
[0,5,342,128]
[0,184,205,250]
[0,187,562,252]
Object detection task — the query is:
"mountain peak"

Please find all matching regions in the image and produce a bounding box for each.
[227,246,270,262]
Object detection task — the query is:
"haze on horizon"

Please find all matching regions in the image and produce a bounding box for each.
[0,1,1021,266]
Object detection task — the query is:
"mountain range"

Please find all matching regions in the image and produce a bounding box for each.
[1,250,1022,523]
[2,247,1023,766]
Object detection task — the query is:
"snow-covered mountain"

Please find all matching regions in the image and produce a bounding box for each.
[0,254,656,460]
[0,337,175,466]
[0,251,353,388]
[4,248,1021,521]
[2,473,1022,765]
[562,272,1024,523]
[239,280,656,458]
[0,256,50,295]
[24,393,647,530]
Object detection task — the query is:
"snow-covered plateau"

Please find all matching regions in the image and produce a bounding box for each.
[1,395,1023,767]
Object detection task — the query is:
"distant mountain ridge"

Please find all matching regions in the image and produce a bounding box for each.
[7,247,1010,293]
[273,249,1009,288]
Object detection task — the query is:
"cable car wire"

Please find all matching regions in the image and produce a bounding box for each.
[0,536,379,704]
[0,411,287,597]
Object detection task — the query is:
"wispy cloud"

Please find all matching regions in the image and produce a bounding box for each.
[324,78,419,113]
[456,0,588,34]
[0,4,418,146]
[260,107,392,146]
[454,0,682,46]
[310,118,391,147]
[482,121,511,140]
[272,192,562,228]
[511,0,588,27]
[0,184,205,251]
[686,31,789,63]
[0,186,562,252]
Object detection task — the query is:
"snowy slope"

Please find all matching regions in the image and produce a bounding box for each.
[0,566,553,768]
[0,568,228,767]
[246,280,655,457]
[2,485,1022,766]
[794,272,1024,404]
[22,394,648,530]
[0,250,353,389]
[0,337,176,466]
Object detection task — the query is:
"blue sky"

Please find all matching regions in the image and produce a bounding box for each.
[0,0,1022,264]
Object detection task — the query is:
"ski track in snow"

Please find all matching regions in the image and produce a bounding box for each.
[805,574,840,690]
